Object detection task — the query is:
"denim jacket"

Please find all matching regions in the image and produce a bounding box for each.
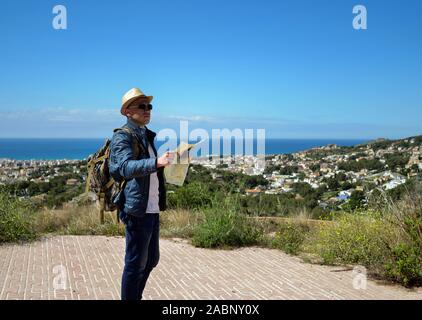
[109,119,167,217]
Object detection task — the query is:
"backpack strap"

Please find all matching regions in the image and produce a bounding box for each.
[85,127,144,195]
[111,126,148,221]
[113,126,146,159]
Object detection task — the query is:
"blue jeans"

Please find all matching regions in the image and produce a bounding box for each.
[120,211,160,300]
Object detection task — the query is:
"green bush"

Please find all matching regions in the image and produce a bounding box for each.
[168,181,213,210]
[271,222,310,255]
[0,189,37,243]
[304,212,392,267]
[304,206,422,286]
[384,243,422,286]
[192,198,263,248]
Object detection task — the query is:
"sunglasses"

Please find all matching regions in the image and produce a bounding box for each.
[129,103,153,111]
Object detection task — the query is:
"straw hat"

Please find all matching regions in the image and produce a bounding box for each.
[121,88,153,115]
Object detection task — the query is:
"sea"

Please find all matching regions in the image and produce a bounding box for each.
[0,138,368,160]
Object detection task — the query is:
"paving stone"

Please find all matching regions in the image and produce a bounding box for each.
[0,235,421,300]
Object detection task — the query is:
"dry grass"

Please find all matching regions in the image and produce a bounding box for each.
[384,191,422,248]
[160,209,204,239]
[33,204,124,236]
[34,205,205,239]
[251,207,331,236]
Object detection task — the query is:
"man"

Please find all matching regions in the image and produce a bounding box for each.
[109,87,174,300]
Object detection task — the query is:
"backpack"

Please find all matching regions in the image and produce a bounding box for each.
[85,127,145,222]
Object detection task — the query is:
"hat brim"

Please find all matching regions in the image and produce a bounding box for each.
[121,95,153,115]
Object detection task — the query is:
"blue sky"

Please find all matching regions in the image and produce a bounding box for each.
[0,0,421,139]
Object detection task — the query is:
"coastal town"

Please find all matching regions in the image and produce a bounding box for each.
[0,159,84,185]
[191,136,422,207]
[1,135,421,210]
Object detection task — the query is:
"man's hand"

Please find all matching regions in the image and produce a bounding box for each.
[157,151,175,168]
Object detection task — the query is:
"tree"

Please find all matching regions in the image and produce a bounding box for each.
[348,190,365,210]
[292,182,314,197]
[264,164,281,174]
[324,177,341,191]
[279,166,299,175]
[338,159,384,172]
[243,175,268,189]
[310,164,320,172]
[385,154,410,171]
[168,181,213,210]
[411,164,420,173]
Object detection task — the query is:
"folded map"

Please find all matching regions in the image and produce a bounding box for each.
[164,140,203,186]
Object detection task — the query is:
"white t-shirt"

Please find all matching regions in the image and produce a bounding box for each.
[146,143,160,213]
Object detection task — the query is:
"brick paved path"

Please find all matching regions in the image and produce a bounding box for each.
[0,236,421,300]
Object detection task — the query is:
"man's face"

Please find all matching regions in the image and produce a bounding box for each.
[125,99,152,126]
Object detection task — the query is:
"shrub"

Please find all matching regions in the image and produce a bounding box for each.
[382,190,422,286]
[0,189,37,243]
[168,181,213,210]
[383,243,422,286]
[192,197,263,248]
[311,206,331,220]
[304,202,422,286]
[303,212,392,268]
[347,190,366,211]
[271,222,310,255]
